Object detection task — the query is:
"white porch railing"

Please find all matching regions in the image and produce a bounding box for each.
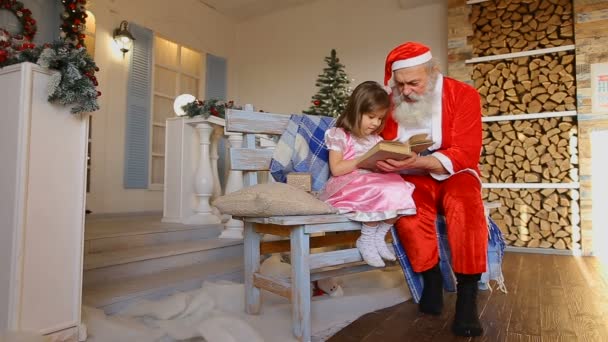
[162,114,275,239]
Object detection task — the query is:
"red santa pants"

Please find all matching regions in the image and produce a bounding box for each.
[395,172,488,274]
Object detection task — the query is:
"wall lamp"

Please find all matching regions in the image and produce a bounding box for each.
[113,20,135,57]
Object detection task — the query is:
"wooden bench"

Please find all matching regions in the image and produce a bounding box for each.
[225,109,502,341]
[225,109,398,341]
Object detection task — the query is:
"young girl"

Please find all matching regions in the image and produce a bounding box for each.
[318,81,416,267]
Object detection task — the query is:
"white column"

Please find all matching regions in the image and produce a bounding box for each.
[185,122,221,224]
[210,125,226,220]
[220,132,245,239]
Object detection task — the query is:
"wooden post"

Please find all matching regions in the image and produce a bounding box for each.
[290,226,311,341]
[244,222,261,314]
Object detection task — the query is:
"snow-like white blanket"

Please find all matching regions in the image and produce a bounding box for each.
[83,266,411,342]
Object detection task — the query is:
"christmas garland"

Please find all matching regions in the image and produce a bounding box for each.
[0,36,100,114]
[1,0,99,114]
[0,28,37,65]
[181,99,237,119]
[60,0,88,48]
[38,41,100,114]
[0,0,37,41]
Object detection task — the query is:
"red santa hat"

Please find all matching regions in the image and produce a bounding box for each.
[384,42,432,86]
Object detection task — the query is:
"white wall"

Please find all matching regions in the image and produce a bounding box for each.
[86,0,237,213]
[234,0,447,114]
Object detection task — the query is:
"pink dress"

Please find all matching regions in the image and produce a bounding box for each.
[318,127,417,222]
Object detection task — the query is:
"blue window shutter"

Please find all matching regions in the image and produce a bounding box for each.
[124,23,153,189]
[205,54,227,100]
[205,54,228,188]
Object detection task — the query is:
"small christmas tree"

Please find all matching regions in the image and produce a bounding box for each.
[303,49,351,117]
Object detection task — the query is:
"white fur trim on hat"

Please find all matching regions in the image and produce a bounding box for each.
[391,51,432,70]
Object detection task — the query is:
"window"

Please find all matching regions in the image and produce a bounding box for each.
[150,36,203,188]
[84,10,96,193]
[84,11,96,57]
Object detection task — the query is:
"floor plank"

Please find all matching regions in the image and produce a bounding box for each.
[508,254,541,336]
[327,253,608,341]
[477,253,522,342]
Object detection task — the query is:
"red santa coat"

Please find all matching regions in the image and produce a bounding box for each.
[382,75,488,274]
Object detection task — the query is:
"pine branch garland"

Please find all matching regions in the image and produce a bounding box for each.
[38,42,100,114]
[181,99,237,119]
[60,0,88,48]
[1,36,100,114]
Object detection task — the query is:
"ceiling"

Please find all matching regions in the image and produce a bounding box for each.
[197,0,441,21]
[197,0,318,21]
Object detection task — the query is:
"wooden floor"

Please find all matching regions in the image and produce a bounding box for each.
[328,252,608,342]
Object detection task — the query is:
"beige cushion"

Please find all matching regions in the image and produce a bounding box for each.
[212,183,337,217]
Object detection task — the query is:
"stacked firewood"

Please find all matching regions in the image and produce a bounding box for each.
[480,117,578,184]
[470,0,578,250]
[474,52,576,116]
[470,0,574,56]
[483,188,580,250]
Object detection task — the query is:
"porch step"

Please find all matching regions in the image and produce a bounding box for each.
[83,239,243,286]
[85,215,222,253]
[83,257,244,315]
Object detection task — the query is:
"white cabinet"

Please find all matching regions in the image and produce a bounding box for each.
[0,63,87,339]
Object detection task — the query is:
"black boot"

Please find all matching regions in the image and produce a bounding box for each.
[419,264,443,315]
[452,273,483,337]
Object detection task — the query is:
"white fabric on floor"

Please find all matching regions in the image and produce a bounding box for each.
[83,268,411,342]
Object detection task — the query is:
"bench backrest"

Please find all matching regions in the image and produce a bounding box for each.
[225,109,291,186]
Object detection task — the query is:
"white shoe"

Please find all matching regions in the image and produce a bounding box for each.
[357,224,385,267]
[375,223,396,261]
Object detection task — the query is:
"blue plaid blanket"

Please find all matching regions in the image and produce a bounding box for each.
[269,114,336,191]
[270,114,507,302]
[391,216,507,303]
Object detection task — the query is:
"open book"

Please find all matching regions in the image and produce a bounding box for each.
[356,133,434,170]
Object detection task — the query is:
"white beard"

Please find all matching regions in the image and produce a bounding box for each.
[392,92,434,134]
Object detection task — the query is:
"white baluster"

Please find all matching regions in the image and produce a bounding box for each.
[185,122,221,224]
[210,125,226,221]
[220,132,245,239]
[210,125,223,199]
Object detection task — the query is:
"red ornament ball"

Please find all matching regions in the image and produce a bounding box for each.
[313,100,320,106]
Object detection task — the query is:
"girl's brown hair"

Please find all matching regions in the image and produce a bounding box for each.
[335,81,391,138]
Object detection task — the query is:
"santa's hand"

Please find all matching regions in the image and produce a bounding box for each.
[376,155,420,173]
[377,155,449,175]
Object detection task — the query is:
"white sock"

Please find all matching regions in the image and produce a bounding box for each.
[375,222,396,261]
[356,223,385,267]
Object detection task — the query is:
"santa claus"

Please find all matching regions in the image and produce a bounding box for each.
[378,42,488,337]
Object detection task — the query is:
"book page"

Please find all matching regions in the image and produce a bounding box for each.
[397,128,432,144]
[408,133,431,144]
[356,141,414,169]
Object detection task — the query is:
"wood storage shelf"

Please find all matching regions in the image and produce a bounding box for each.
[464,0,579,252]
[470,0,574,57]
[480,117,578,184]
[482,187,580,251]
[473,52,576,117]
